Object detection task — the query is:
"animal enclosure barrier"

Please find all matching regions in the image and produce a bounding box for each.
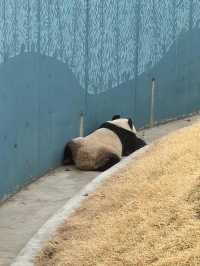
[0,0,200,199]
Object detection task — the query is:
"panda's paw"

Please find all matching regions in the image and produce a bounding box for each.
[96,154,120,171]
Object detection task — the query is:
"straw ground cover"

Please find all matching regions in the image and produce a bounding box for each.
[36,121,200,266]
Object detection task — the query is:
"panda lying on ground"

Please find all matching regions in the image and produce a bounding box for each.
[63,115,146,171]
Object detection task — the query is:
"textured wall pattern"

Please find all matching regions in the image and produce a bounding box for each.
[0,0,199,93]
[1,0,200,199]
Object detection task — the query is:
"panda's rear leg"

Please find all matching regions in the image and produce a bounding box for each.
[96,154,120,172]
[63,143,74,165]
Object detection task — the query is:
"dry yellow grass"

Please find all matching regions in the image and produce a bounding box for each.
[36,122,200,266]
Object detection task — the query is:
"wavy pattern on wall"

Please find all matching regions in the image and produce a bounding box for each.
[0,0,199,94]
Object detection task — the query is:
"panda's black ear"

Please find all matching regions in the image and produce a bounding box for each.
[128,118,133,129]
[112,115,120,120]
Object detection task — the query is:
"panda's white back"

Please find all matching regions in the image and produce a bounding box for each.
[70,128,122,170]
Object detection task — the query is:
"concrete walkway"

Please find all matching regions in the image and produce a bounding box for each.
[0,115,199,266]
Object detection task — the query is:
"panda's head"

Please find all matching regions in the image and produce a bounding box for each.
[109,115,136,134]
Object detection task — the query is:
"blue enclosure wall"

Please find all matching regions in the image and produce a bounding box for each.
[1,0,200,200]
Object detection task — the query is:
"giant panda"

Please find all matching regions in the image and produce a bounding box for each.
[63,115,146,171]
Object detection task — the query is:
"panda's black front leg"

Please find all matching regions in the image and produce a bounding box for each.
[96,154,120,171]
[122,134,147,156]
[135,136,147,149]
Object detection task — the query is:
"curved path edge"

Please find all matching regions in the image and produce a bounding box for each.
[12,123,194,266]
[11,118,197,266]
[11,145,152,266]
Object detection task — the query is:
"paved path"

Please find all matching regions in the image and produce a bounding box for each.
[0,115,199,266]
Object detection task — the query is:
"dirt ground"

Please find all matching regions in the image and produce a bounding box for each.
[36,121,200,266]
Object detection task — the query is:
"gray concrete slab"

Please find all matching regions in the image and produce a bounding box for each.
[0,167,97,266]
[139,115,200,143]
[12,145,151,266]
[0,114,200,266]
